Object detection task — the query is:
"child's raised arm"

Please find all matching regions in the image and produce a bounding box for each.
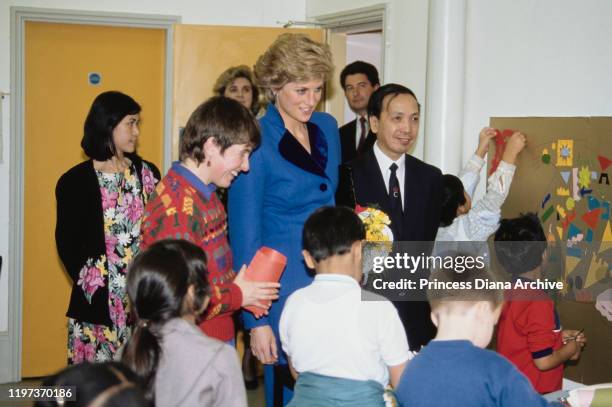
[476,127,497,159]
[502,132,527,164]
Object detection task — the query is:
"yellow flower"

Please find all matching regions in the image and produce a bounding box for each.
[124,247,133,263]
[83,327,96,342]
[96,256,108,276]
[103,327,117,342]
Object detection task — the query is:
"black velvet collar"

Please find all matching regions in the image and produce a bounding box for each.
[278,121,329,179]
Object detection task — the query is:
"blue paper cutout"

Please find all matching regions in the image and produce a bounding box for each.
[560,171,571,184]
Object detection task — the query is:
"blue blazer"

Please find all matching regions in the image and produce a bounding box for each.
[228,103,341,329]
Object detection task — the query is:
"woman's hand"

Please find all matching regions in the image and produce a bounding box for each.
[250,325,278,364]
[476,127,497,158]
[233,265,280,309]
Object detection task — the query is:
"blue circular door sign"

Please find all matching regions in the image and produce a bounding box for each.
[88,72,101,85]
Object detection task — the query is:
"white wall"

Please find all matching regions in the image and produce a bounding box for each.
[0,0,306,334]
[308,0,430,158]
[463,0,612,191]
[308,0,612,200]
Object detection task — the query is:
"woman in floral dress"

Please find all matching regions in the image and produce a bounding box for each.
[55,91,160,363]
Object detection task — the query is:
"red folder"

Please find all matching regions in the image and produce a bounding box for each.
[244,247,287,317]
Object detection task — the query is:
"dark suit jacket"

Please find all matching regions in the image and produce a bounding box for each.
[339,118,376,163]
[336,147,442,350]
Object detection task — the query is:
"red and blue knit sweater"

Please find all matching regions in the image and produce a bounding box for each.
[141,163,242,341]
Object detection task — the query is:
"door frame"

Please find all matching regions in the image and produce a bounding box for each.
[5,6,179,382]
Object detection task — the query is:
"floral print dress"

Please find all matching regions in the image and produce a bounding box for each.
[68,164,153,363]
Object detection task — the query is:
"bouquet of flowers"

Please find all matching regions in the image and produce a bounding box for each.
[355,205,394,284]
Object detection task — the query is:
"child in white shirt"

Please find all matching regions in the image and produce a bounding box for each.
[436,127,526,242]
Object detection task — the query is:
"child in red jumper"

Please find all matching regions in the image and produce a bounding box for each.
[141,97,279,342]
[494,213,586,394]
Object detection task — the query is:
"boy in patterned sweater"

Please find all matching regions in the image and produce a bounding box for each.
[141,97,279,342]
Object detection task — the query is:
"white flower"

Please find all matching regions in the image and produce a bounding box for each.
[104,207,116,219]
[117,232,131,246]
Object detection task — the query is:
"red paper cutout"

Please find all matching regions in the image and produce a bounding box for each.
[581,208,602,230]
[489,129,514,175]
[598,155,612,171]
[562,210,576,231]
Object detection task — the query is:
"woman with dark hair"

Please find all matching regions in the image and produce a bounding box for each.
[35,362,148,407]
[213,65,261,116]
[122,239,247,406]
[55,91,160,364]
[141,96,279,345]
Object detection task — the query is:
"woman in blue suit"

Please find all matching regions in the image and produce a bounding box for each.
[228,33,339,406]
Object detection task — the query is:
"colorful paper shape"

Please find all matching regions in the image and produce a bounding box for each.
[591,171,598,180]
[568,224,582,240]
[585,256,609,288]
[597,155,612,171]
[603,221,612,242]
[556,187,570,196]
[489,129,514,175]
[541,148,551,164]
[581,208,602,230]
[586,229,593,243]
[600,173,610,185]
[541,206,555,223]
[560,171,571,185]
[572,168,580,200]
[556,140,574,166]
[565,256,580,278]
[541,193,551,209]
[567,247,582,258]
[562,210,577,230]
[602,201,610,220]
[557,226,564,240]
[588,196,601,211]
[566,197,576,211]
[578,166,591,189]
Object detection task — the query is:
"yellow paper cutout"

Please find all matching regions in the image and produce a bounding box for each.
[584,255,609,288]
[603,221,612,241]
[556,226,564,240]
[556,139,573,166]
[578,166,591,189]
[556,205,566,218]
[552,142,556,149]
[565,256,580,278]
[566,197,575,211]
[556,187,570,197]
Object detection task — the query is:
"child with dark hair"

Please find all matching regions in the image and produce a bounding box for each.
[36,362,148,407]
[436,127,525,241]
[395,255,555,406]
[122,239,247,406]
[279,206,411,406]
[495,213,586,394]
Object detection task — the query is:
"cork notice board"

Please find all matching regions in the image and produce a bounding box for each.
[490,117,612,384]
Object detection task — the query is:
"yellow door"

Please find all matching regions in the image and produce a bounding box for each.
[172,25,324,158]
[24,22,165,377]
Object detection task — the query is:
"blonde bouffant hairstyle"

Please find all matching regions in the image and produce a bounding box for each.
[254,33,334,102]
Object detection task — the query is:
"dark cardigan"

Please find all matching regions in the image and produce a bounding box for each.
[55,156,160,325]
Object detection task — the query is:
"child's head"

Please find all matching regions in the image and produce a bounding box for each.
[36,362,148,407]
[494,213,547,276]
[302,206,365,277]
[122,239,210,397]
[427,253,504,348]
[440,174,471,227]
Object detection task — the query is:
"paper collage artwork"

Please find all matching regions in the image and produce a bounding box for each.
[490,118,612,306]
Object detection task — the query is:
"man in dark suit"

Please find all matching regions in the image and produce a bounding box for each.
[337,84,443,351]
[338,61,380,163]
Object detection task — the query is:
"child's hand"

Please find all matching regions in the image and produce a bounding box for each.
[562,329,586,360]
[501,131,527,164]
[476,127,496,158]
